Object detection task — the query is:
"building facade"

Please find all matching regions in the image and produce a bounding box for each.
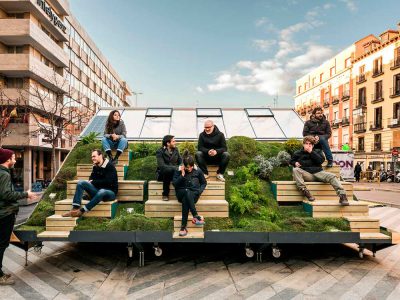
[0,0,132,191]
[295,46,355,150]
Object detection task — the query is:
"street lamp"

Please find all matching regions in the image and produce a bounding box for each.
[132,91,143,107]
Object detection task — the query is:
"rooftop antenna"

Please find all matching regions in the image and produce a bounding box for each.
[273,93,278,108]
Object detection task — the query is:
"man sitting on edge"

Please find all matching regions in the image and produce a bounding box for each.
[156,135,182,201]
[303,107,333,167]
[290,136,349,206]
[63,149,118,217]
[195,119,230,182]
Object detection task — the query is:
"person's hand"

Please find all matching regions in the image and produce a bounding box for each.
[179,165,185,176]
[88,180,92,183]
[295,162,301,168]
[209,149,217,156]
[27,191,40,201]
[111,133,118,141]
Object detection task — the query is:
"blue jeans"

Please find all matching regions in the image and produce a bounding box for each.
[102,137,128,152]
[317,136,333,162]
[72,180,116,211]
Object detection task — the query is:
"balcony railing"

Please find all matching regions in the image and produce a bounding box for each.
[354,122,367,133]
[355,144,365,152]
[331,119,341,129]
[390,58,400,70]
[388,117,400,128]
[372,67,384,77]
[332,96,340,105]
[371,92,384,104]
[342,90,350,101]
[323,100,330,108]
[390,87,400,98]
[370,121,383,131]
[356,74,366,84]
[341,117,350,126]
[355,99,367,109]
[372,142,382,152]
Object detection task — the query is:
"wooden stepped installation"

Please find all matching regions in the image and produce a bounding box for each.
[173,216,204,239]
[110,150,130,165]
[271,181,353,203]
[67,180,145,202]
[54,199,118,218]
[345,216,380,233]
[204,165,219,181]
[45,215,78,231]
[302,200,369,218]
[76,164,125,181]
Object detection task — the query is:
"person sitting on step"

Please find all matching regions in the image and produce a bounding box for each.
[303,107,333,167]
[102,110,128,165]
[173,150,207,237]
[290,136,349,206]
[63,149,118,217]
[195,119,230,182]
[156,135,182,201]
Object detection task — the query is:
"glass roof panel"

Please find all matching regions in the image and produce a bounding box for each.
[170,110,197,139]
[80,116,107,137]
[140,117,171,138]
[271,109,304,138]
[249,117,285,138]
[196,108,222,117]
[121,110,147,138]
[221,110,255,138]
[146,108,172,117]
[245,108,273,117]
[97,108,124,116]
[197,117,226,136]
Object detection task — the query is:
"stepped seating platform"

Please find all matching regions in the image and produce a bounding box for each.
[76,164,125,181]
[54,199,118,218]
[173,216,204,239]
[303,200,369,218]
[345,216,380,233]
[67,180,145,202]
[45,215,78,231]
[204,165,219,181]
[271,181,353,203]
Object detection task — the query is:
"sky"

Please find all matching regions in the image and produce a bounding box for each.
[69,0,400,108]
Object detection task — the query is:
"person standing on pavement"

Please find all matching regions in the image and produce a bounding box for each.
[0,148,40,286]
[290,136,349,205]
[195,119,230,182]
[354,162,362,182]
[303,107,334,167]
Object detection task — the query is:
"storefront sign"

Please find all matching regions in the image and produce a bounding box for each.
[333,151,354,180]
[36,0,66,33]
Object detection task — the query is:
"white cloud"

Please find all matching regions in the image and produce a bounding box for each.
[195,86,204,93]
[255,17,268,27]
[253,39,277,52]
[339,0,357,12]
[286,44,333,69]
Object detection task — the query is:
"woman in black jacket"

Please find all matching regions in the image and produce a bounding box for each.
[173,151,207,236]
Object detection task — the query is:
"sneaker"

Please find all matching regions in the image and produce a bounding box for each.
[179,227,188,236]
[204,174,209,179]
[62,208,80,217]
[339,194,349,206]
[0,274,15,285]
[302,188,315,202]
[326,161,333,168]
[162,195,169,201]
[192,216,205,225]
[216,174,225,182]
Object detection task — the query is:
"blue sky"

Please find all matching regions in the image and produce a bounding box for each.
[70,0,400,108]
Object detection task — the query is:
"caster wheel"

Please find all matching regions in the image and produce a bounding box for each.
[34,245,42,255]
[272,248,281,258]
[154,247,162,257]
[128,247,133,258]
[245,248,254,258]
[359,251,364,259]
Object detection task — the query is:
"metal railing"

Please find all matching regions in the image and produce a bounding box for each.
[323,100,330,108]
[354,122,367,133]
[355,99,367,108]
[388,117,400,128]
[341,116,350,126]
[332,96,340,105]
[372,66,383,77]
[372,142,382,151]
[371,92,384,103]
[356,74,366,84]
[391,58,400,70]
[370,120,383,131]
[342,90,350,100]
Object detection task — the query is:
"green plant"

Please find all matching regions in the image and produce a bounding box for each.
[81,132,100,145]
[284,138,303,155]
[227,136,257,168]
[178,141,196,156]
[126,156,158,181]
[132,143,159,158]
[254,155,273,180]
[277,150,291,166]
[52,166,76,190]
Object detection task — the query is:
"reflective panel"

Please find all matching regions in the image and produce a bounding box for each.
[196,108,222,117]
[197,117,226,136]
[272,109,304,138]
[81,115,107,137]
[97,108,124,116]
[146,108,172,117]
[122,109,147,138]
[140,117,171,138]
[222,110,255,138]
[249,117,285,138]
[170,110,197,139]
[245,108,273,117]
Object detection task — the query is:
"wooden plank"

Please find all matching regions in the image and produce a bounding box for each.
[46,226,75,231]
[55,204,112,211]
[173,226,204,232]
[345,216,379,222]
[145,203,228,212]
[55,199,117,206]
[148,189,225,196]
[146,211,228,217]
[37,231,70,238]
[312,206,368,213]
[313,212,369,218]
[277,190,353,196]
[117,196,143,202]
[148,181,225,190]
[360,232,391,240]
[350,228,380,233]
[278,195,353,202]
[349,222,380,229]
[54,210,112,217]
[172,231,204,239]
[149,195,225,201]
[272,181,352,186]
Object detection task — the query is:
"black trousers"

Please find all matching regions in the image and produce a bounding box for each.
[176,189,199,227]
[0,213,16,276]
[195,151,230,175]
[158,168,175,196]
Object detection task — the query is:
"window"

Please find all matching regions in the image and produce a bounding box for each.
[359,65,365,75]
[394,47,400,67]
[334,111,338,120]
[245,108,273,117]
[7,46,23,54]
[358,137,364,151]
[394,74,400,95]
[345,57,351,68]
[312,77,316,86]
[373,57,383,75]
[7,13,24,19]
[344,108,349,118]
[330,66,335,77]
[394,102,400,119]
[320,73,323,82]
[196,108,222,117]
[358,87,366,106]
[374,134,381,150]
[374,107,382,128]
[374,81,383,100]
[298,86,301,94]
[146,108,172,117]
[5,78,23,89]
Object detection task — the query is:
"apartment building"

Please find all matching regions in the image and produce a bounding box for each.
[352,28,400,170]
[0,0,132,190]
[294,45,355,150]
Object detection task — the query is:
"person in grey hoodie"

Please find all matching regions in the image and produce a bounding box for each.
[102,110,128,165]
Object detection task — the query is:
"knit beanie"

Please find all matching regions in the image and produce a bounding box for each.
[0,148,14,164]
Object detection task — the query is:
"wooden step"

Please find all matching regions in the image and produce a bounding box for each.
[46,214,78,226]
[76,164,125,180]
[145,199,229,218]
[173,231,204,239]
[303,200,369,218]
[55,199,118,218]
[271,181,353,202]
[37,231,70,238]
[67,180,145,202]
[345,216,380,233]
[174,216,204,231]
[148,180,225,201]
[359,232,391,240]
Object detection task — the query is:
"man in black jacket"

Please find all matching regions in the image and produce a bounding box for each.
[156,135,182,201]
[290,136,349,205]
[63,149,118,217]
[303,107,333,167]
[195,119,230,182]
[0,148,39,285]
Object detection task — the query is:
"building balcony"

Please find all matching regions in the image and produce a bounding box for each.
[0,54,69,93]
[342,90,350,101]
[355,144,365,152]
[331,119,341,129]
[0,19,68,67]
[370,121,383,131]
[332,96,340,105]
[341,117,350,126]
[356,74,366,84]
[354,122,367,133]
[371,92,384,104]
[46,0,70,16]
[372,67,384,78]
[323,100,330,108]
[371,142,382,152]
[388,117,400,128]
[355,99,367,109]
[390,58,400,70]
[390,87,400,98]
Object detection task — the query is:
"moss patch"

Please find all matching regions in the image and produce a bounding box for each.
[126,156,157,181]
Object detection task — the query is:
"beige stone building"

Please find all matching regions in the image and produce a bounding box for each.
[0,0,133,191]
